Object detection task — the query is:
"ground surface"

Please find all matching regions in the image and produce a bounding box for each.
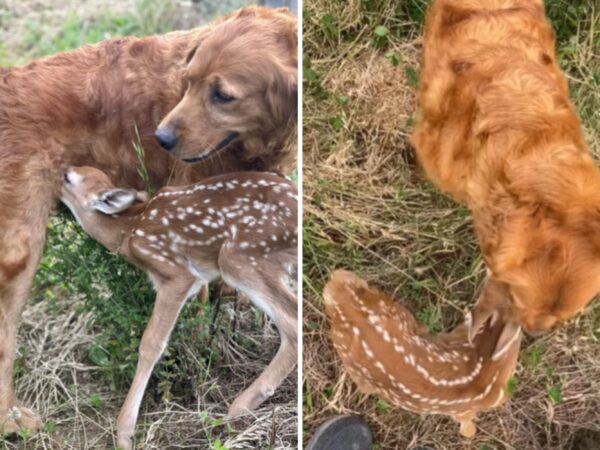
[303,1,600,449]
[0,1,297,449]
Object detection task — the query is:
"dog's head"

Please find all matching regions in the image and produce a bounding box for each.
[477,155,600,335]
[156,7,297,166]
[487,227,600,336]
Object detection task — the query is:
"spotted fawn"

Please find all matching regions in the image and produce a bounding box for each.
[61,166,297,449]
[324,270,521,437]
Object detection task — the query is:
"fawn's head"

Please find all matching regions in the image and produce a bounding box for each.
[61,166,148,231]
[467,277,522,359]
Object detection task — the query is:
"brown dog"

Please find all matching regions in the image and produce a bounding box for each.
[411,0,600,335]
[0,6,297,432]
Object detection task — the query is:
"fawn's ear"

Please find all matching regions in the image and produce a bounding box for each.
[136,190,150,203]
[491,320,521,361]
[91,189,137,214]
[466,307,495,344]
[467,277,512,343]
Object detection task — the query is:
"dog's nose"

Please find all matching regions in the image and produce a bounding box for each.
[155,127,177,150]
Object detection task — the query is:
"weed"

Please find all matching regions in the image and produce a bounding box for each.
[212,439,229,450]
[132,124,155,195]
[329,115,344,131]
[506,376,518,398]
[320,14,338,37]
[374,398,390,414]
[525,345,543,369]
[385,50,400,67]
[373,25,389,47]
[88,394,104,410]
[548,383,563,404]
[416,302,443,333]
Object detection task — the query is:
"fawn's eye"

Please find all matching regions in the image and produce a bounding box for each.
[211,85,235,104]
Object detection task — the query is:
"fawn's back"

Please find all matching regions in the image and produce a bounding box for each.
[324,270,521,435]
[127,172,297,278]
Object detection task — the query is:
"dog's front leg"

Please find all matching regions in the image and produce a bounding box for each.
[0,172,54,434]
[116,276,199,450]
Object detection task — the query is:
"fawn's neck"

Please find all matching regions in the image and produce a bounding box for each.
[82,204,147,256]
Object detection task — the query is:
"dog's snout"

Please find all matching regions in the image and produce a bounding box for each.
[155,127,177,151]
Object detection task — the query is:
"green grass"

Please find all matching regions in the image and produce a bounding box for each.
[1,1,178,66]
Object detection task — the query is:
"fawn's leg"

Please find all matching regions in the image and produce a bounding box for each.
[0,166,54,433]
[197,284,209,304]
[455,411,476,438]
[219,249,298,416]
[116,275,202,450]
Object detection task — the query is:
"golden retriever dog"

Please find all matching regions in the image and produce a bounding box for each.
[0,6,296,433]
[411,0,600,336]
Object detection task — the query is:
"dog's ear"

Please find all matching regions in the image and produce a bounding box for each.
[91,189,137,214]
[185,42,199,64]
[265,11,297,126]
[185,29,212,65]
[266,64,297,127]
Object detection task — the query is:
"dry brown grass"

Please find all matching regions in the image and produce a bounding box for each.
[6,295,297,450]
[302,0,600,449]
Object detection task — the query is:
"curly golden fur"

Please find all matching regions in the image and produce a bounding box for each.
[411,0,600,334]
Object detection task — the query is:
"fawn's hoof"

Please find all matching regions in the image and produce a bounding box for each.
[227,387,274,418]
[0,405,42,434]
[459,420,477,438]
[227,400,252,418]
[116,433,134,450]
[305,415,372,450]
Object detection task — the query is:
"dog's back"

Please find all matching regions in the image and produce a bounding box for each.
[411,0,584,203]
[411,1,600,333]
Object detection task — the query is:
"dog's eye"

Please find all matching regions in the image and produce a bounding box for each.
[211,86,235,104]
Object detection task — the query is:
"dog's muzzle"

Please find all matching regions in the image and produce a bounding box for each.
[182,132,239,163]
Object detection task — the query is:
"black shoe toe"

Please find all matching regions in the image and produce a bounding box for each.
[306,415,372,450]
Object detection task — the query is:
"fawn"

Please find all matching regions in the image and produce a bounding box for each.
[60,166,298,449]
[324,270,521,437]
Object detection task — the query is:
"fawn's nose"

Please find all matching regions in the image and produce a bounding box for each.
[155,127,177,150]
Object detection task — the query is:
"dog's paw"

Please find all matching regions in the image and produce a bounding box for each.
[0,405,42,434]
